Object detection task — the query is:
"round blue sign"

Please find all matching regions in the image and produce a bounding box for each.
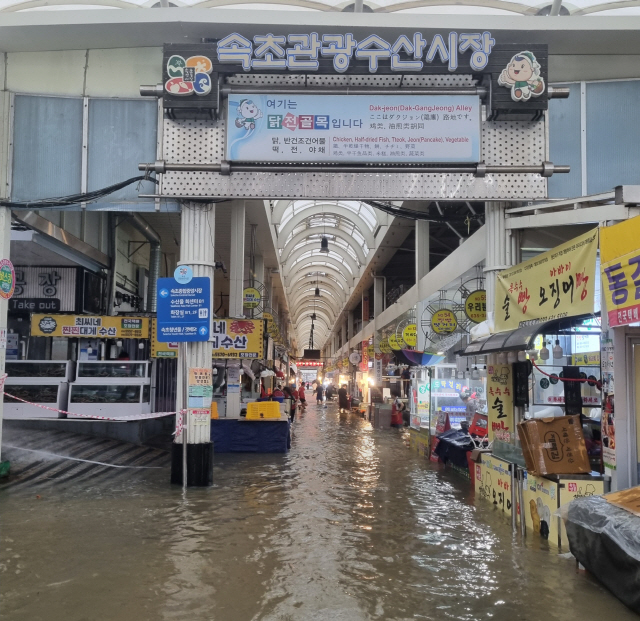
[174,265,193,284]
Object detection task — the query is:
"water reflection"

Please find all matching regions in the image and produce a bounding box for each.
[1,405,637,621]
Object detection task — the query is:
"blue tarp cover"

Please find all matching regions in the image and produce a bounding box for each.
[211,419,291,453]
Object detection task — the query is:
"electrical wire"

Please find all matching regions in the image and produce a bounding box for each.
[531,359,602,390]
[3,176,159,209]
[365,200,484,224]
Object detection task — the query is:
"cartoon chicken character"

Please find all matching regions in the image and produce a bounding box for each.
[498,51,545,102]
[235,99,263,130]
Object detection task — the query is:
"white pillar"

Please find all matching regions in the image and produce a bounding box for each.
[253,254,265,288]
[347,311,354,341]
[484,202,509,318]
[174,202,215,485]
[373,276,385,317]
[0,207,11,463]
[341,319,347,349]
[229,201,246,317]
[416,220,430,351]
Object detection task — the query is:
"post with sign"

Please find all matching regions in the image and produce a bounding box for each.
[0,213,13,477]
[160,203,216,487]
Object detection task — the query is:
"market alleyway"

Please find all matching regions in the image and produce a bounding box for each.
[1,405,635,621]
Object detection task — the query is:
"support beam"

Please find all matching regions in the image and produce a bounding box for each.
[228,201,246,317]
[416,219,430,351]
[373,276,385,317]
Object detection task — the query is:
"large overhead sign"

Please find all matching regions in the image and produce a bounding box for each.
[495,229,598,332]
[227,94,480,164]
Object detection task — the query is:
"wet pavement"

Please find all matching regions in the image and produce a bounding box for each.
[1,405,637,621]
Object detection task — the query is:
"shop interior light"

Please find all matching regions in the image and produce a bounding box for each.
[507,351,518,364]
[540,341,550,361]
[517,350,527,362]
[479,366,487,378]
[437,351,444,355]
[497,351,508,364]
[315,287,320,297]
[472,367,480,380]
[138,342,145,350]
[553,339,563,359]
[116,340,123,347]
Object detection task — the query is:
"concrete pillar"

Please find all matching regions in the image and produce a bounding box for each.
[347,311,354,341]
[173,202,216,486]
[416,220,430,351]
[341,319,347,349]
[229,201,246,317]
[373,276,385,317]
[484,202,509,319]
[253,254,265,288]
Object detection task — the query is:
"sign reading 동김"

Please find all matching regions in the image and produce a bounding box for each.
[226,94,480,164]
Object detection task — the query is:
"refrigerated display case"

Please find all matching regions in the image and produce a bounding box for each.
[68,361,151,418]
[4,361,72,419]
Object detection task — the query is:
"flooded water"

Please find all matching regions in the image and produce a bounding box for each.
[1,405,637,621]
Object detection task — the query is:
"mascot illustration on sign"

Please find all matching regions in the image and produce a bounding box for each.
[498,51,545,102]
[235,99,263,130]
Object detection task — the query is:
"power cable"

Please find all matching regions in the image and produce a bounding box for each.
[365,200,484,224]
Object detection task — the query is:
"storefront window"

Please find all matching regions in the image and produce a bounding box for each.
[77,362,148,379]
[6,362,67,378]
[4,385,59,403]
[70,385,141,404]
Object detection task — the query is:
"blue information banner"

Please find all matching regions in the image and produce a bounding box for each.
[157,277,210,342]
[227,94,481,164]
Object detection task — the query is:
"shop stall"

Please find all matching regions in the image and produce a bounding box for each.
[4,360,72,419]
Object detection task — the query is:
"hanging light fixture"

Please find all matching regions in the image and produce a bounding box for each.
[320,236,329,253]
[315,273,320,296]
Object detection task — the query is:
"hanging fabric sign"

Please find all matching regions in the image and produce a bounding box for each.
[487,363,514,443]
[495,229,598,332]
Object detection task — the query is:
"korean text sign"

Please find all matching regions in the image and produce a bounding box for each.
[210,318,264,358]
[31,314,149,339]
[227,94,480,164]
[600,216,640,327]
[487,363,514,443]
[156,277,210,342]
[495,229,598,332]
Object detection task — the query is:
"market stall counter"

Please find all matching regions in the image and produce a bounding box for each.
[210,417,291,453]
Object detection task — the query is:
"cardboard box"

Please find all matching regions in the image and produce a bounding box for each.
[605,486,640,517]
[517,415,591,476]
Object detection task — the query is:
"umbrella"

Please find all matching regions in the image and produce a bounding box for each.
[399,349,445,367]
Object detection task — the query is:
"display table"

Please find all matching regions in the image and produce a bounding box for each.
[210,418,291,453]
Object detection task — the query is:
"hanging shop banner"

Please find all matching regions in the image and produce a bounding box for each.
[0,259,15,300]
[495,229,598,332]
[375,356,383,385]
[464,290,486,323]
[210,318,264,358]
[226,94,481,164]
[487,363,514,443]
[151,318,178,358]
[361,340,369,372]
[402,323,417,348]
[243,287,261,309]
[31,314,149,339]
[388,333,402,351]
[600,216,640,327]
[431,309,458,334]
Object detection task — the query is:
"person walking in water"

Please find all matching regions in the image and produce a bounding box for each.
[338,384,349,413]
[315,382,324,405]
[298,381,306,409]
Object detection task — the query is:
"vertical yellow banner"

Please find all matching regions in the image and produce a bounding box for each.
[487,363,514,443]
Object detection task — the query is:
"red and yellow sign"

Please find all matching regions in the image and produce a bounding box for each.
[464,290,486,324]
[601,216,640,327]
[431,309,457,334]
[496,229,598,332]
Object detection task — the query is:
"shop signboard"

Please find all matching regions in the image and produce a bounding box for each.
[375,355,383,385]
[12,267,77,312]
[379,338,391,354]
[475,454,514,517]
[227,94,481,164]
[417,379,430,426]
[10,298,61,313]
[600,215,640,327]
[495,229,598,332]
[431,309,457,334]
[157,276,210,342]
[402,323,417,348]
[242,287,261,309]
[487,363,514,443]
[464,290,486,323]
[569,351,600,366]
[211,318,264,358]
[31,314,149,339]
[150,318,178,358]
[388,334,402,351]
[0,259,15,299]
[361,340,369,372]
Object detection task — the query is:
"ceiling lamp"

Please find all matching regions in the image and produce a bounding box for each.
[320,237,329,253]
[315,287,320,297]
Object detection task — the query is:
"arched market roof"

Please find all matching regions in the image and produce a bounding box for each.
[8,0,640,16]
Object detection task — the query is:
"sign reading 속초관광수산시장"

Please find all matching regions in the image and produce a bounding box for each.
[210,318,264,358]
[495,229,598,333]
[226,94,481,164]
[600,215,640,327]
[31,314,150,338]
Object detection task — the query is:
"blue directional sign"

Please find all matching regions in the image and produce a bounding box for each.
[156,276,210,342]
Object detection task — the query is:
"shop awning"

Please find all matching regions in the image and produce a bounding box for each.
[461,314,596,356]
[290,362,298,374]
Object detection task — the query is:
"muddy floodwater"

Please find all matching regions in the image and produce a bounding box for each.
[1,405,637,621]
